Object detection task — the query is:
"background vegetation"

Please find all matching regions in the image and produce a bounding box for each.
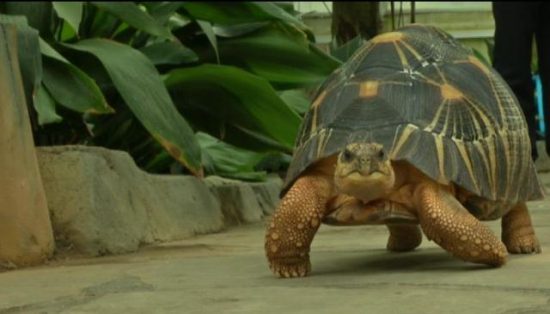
[0,2,342,181]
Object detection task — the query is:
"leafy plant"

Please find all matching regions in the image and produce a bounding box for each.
[0,2,341,180]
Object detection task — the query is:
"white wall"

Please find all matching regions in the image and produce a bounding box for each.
[293,2,492,15]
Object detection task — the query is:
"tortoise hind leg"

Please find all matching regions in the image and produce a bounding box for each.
[386,224,422,252]
[502,203,541,254]
[414,182,507,266]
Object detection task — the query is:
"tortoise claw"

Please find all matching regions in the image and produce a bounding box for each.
[502,203,542,255]
[269,256,311,278]
[504,233,541,254]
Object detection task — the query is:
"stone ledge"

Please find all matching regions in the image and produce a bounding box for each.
[36,146,282,257]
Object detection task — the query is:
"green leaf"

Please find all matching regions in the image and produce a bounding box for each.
[181,2,307,30]
[42,56,113,114]
[330,35,366,63]
[197,22,341,89]
[52,2,83,35]
[3,2,53,39]
[145,2,182,25]
[165,64,301,151]
[196,20,219,64]
[39,37,68,61]
[0,14,42,120]
[140,41,198,65]
[35,84,62,125]
[212,22,269,38]
[197,132,267,181]
[39,38,112,114]
[63,38,203,175]
[472,48,490,67]
[91,2,173,40]
[279,89,310,115]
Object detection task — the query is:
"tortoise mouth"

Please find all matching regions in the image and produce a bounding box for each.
[339,169,388,179]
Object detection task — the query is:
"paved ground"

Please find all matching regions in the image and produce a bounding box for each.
[2,175,550,314]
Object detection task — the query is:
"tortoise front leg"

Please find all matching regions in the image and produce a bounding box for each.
[414,183,507,266]
[502,203,541,254]
[265,173,333,278]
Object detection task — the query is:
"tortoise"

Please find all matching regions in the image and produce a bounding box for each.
[264,24,544,278]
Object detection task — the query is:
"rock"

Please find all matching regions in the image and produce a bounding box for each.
[37,146,224,256]
[204,176,264,226]
[249,174,283,216]
[36,146,284,257]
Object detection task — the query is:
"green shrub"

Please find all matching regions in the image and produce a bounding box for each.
[0,2,341,180]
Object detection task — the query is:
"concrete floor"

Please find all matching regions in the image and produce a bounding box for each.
[2,175,550,314]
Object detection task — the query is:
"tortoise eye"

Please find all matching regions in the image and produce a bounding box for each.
[378,150,385,159]
[342,149,354,162]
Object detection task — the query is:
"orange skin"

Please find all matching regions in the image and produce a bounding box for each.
[265,143,540,278]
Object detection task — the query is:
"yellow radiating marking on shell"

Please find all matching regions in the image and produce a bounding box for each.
[468,101,495,136]
[271,233,279,240]
[359,81,379,98]
[347,41,376,68]
[455,140,480,193]
[501,132,513,199]
[390,124,419,158]
[315,128,332,159]
[487,136,498,199]
[487,76,507,128]
[441,84,463,100]
[393,41,410,71]
[467,55,490,74]
[310,90,327,134]
[372,31,404,43]
[425,99,448,132]
[434,64,447,84]
[440,100,453,136]
[473,140,492,196]
[413,72,442,87]
[400,40,423,62]
[434,134,447,183]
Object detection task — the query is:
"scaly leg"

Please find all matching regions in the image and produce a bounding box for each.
[386,224,422,252]
[502,203,541,254]
[265,173,333,278]
[414,183,507,266]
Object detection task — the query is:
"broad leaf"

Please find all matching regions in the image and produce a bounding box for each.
[2,2,53,39]
[195,22,341,89]
[35,84,62,125]
[144,2,182,25]
[181,2,307,30]
[63,39,202,175]
[91,2,173,40]
[39,38,112,114]
[0,15,43,121]
[196,20,219,64]
[330,35,366,63]
[42,56,113,114]
[279,89,310,115]
[140,41,198,65]
[165,64,301,151]
[52,2,82,35]
[197,132,267,181]
[213,22,269,38]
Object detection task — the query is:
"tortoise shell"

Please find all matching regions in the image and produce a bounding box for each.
[283,24,544,205]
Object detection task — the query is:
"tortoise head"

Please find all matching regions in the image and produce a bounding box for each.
[334,142,395,202]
